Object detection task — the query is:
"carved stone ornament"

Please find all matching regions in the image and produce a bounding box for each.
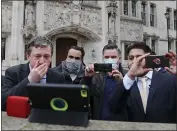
[1,2,12,32]
[25,1,36,28]
[44,25,101,42]
[107,33,118,44]
[120,20,143,41]
[81,6,102,35]
[21,26,37,39]
[43,1,102,35]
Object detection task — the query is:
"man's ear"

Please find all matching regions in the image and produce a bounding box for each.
[26,52,30,60]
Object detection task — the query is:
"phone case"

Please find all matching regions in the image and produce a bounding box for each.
[145,55,170,69]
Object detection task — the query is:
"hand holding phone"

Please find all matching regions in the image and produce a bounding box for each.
[164,51,176,74]
[94,63,112,72]
[85,64,95,76]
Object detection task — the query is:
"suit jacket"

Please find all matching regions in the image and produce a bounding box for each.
[1,75,5,87]
[109,70,176,123]
[2,63,65,111]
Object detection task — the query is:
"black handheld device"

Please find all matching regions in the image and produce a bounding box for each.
[94,63,112,72]
[145,55,170,69]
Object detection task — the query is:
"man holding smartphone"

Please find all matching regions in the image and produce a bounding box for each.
[2,36,65,111]
[109,42,176,123]
[83,44,126,121]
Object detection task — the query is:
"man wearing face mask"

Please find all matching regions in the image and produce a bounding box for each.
[82,44,126,121]
[53,46,85,84]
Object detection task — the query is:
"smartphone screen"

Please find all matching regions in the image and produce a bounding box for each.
[145,55,170,69]
[94,63,112,72]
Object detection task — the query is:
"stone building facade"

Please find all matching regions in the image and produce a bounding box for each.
[1,1,176,75]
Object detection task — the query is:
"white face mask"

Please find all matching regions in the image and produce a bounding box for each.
[104,58,119,69]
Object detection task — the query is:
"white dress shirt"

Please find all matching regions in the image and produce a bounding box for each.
[70,74,77,81]
[123,71,153,98]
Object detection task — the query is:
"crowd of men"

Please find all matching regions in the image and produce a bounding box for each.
[2,36,176,123]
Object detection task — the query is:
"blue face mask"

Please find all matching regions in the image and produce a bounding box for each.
[104,58,119,69]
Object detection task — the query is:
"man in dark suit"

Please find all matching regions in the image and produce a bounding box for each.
[109,42,176,123]
[2,36,65,111]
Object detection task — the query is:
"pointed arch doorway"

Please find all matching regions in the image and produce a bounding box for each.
[55,38,77,66]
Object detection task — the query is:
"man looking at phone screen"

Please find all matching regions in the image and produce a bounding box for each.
[109,42,176,123]
[83,44,126,121]
[2,36,65,111]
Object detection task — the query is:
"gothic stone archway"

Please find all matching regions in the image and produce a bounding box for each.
[44,25,102,67]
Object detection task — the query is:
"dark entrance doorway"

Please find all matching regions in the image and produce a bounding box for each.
[56,38,77,66]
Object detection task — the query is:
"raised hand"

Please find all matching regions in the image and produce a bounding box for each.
[165,51,176,75]
[112,69,123,82]
[127,53,152,80]
[28,61,48,83]
[85,64,96,77]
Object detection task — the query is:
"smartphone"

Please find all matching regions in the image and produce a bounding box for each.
[145,55,170,69]
[94,63,112,72]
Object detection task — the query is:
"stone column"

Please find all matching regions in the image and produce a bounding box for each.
[156,38,160,55]
[136,1,141,19]
[9,1,25,66]
[102,1,108,46]
[147,37,151,48]
[146,2,150,27]
[116,1,121,47]
[128,1,132,17]
[121,42,125,61]
[36,1,45,36]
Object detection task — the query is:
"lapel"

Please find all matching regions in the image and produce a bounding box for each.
[147,70,166,108]
[21,63,30,80]
[46,69,50,83]
[131,81,145,114]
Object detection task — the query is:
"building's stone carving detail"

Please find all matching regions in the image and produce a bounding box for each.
[44,25,101,42]
[44,2,72,29]
[120,20,143,41]
[21,1,37,39]
[2,2,12,33]
[81,6,102,35]
[44,1,102,35]
[25,1,36,27]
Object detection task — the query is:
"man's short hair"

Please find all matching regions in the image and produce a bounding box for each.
[126,42,152,55]
[102,44,121,55]
[69,46,85,59]
[26,36,53,55]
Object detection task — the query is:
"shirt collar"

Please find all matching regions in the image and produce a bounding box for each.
[29,63,32,71]
[136,71,153,81]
